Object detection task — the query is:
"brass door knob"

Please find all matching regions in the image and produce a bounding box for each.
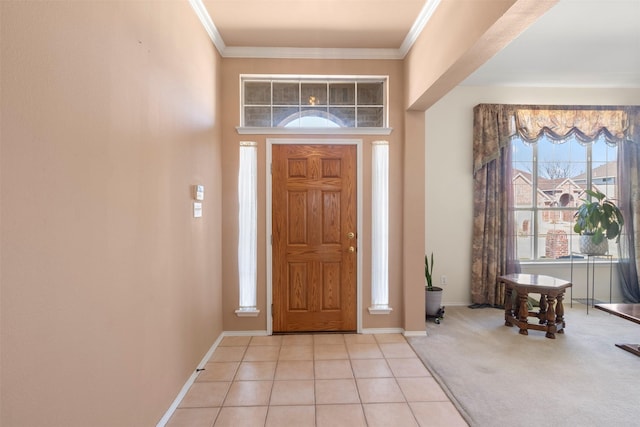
[347,232,355,239]
[348,246,355,253]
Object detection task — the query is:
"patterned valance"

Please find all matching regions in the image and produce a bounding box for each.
[473,104,640,175]
[515,108,630,143]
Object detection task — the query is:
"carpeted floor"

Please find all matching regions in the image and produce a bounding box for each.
[407,304,640,427]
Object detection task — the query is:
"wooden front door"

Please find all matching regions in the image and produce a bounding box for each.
[272,144,357,332]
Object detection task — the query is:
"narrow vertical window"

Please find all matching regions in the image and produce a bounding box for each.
[236,141,259,316]
[369,141,391,314]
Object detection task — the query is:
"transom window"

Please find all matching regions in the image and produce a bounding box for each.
[241,76,387,128]
[512,134,619,260]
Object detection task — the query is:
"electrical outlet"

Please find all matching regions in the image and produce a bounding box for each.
[440,275,447,285]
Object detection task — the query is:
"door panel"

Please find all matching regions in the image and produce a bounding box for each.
[272,144,357,332]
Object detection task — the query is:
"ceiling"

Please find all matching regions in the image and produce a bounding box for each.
[195,0,640,87]
[202,0,427,50]
[195,0,438,58]
[462,0,640,88]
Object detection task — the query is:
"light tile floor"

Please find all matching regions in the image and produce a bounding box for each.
[166,333,468,427]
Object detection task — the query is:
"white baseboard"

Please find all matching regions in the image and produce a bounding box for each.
[403,330,428,337]
[361,327,405,334]
[223,330,268,336]
[156,334,224,427]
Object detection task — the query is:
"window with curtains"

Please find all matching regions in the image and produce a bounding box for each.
[512,134,619,260]
[472,104,640,306]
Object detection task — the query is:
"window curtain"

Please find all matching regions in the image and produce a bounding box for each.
[471,104,520,306]
[514,107,630,143]
[472,104,640,306]
[618,109,640,302]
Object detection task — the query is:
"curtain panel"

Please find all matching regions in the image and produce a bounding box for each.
[472,104,640,306]
[618,140,640,302]
[471,105,519,306]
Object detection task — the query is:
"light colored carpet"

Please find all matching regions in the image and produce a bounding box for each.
[407,304,640,427]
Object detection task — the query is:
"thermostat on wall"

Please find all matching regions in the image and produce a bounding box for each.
[194,185,204,201]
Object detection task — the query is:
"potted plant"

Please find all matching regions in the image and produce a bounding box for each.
[573,189,624,255]
[425,253,443,318]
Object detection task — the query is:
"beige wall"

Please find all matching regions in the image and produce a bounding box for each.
[0,2,223,426]
[0,1,588,424]
[425,85,640,306]
[220,59,408,332]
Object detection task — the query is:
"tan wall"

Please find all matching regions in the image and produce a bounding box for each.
[0,2,223,426]
[220,59,407,331]
[403,111,426,332]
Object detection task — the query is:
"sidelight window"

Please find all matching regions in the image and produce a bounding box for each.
[236,141,259,316]
[369,141,391,314]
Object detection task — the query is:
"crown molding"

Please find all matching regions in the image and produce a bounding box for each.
[399,0,441,57]
[224,46,403,60]
[188,0,226,53]
[189,0,440,60]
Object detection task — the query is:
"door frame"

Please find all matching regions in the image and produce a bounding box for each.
[266,138,363,335]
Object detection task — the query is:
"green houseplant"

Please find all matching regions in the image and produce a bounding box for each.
[425,253,443,317]
[573,189,624,255]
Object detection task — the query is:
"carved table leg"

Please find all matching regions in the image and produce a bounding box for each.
[518,292,529,335]
[545,294,558,339]
[504,286,513,327]
[556,291,566,333]
[538,293,548,325]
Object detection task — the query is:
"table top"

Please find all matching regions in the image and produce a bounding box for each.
[499,274,572,291]
[595,303,640,325]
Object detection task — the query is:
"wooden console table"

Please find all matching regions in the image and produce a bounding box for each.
[594,303,640,357]
[500,274,572,339]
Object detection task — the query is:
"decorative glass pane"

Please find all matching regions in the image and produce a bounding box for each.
[300,106,328,116]
[286,107,340,128]
[301,83,327,106]
[244,81,271,105]
[273,82,299,105]
[329,83,355,105]
[329,107,355,127]
[357,107,383,127]
[244,106,271,127]
[357,83,383,105]
[273,107,299,127]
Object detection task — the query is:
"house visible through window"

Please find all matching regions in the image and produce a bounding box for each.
[241,76,387,128]
[512,134,619,260]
